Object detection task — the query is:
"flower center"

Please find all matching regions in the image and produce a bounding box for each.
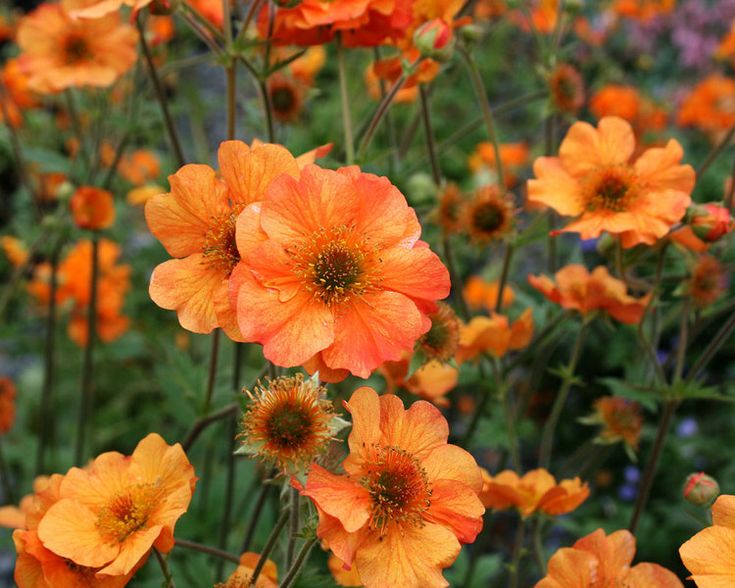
[272,87,296,112]
[583,166,639,213]
[363,446,431,532]
[64,33,92,64]
[265,401,314,450]
[96,484,159,544]
[471,201,506,233]
[202,211,240,275]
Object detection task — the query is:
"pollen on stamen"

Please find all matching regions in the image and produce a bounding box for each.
[583,166,640,213]
[95,483,159,545]
[201,211,240,275]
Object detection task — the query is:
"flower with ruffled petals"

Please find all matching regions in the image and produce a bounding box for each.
[145,141,301,341]
[36,433,195,578]
[528,116,695,247]
[481,468,589,518]
[230,164,450,381]
[214,552,278,587]
[539,528,682,587]
[16,0,138,93]
[298,387,484,588]
[456,309,533,363]
[529,265,650,324]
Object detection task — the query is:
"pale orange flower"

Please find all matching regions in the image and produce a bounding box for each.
[127,184,165,206]
[37,433,196,577]
[380,354,458,407]
[456,309,533,363]
[529,265,650,324]
[481,468,589,518]
[0,377,16,434]
[230,164,450,380]
[145,141,301,340]
[70,186,116,230]
[16,0,138,93]
[678,75,735,137]
[288,46,326,85]
[528,117,695,247]
[298,387,484,588]
[215,552,278,587]
[463,276,515,311]
[468,142,530,188]
[538,528,682,587]
[117,150,160,186]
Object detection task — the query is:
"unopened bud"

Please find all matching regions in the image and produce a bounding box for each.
[687,203,733,243]
[683,472,719,506]
[414,19,455,63]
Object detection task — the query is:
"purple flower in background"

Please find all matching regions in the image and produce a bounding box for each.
[624,465,640,484]
[677,417,699,438]
[618,484,638,502]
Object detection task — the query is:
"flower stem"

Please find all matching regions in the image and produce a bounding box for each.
[696,122,735,179]
[685,309,735,384]
[226,64,237,141]
[509,518,526,588]
[286,486,300,568]
[215,413,238,580]
[419,85,441,185]
[137,14,185,167]
[153,548,176,588]
[248,507,290,586]
[0,438,14,504]
[202,329,221,415]
[336,35,355,164]
[74,233,99,465]
[241,467,277,553]
[532,517,546,575]
[175,538,240,564]
[182,403,237,452]
[538,321,588,469]
[280,537,317,588]
[495,242,514,313]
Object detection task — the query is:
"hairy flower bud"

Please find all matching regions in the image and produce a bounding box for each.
[683,472,720,507]
[414,19,455,62]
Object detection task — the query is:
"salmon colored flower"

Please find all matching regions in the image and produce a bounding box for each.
[689,255,728,308]
[70,186,116,230]
[380,354,458,407]
[230,164,450,380]
[238,374,339,473]
[538,528,682,587]
[529,265,650,324]
[146,141,301,340]
[468,142,530,188]
[481,468,589,518]
[298,387,484,588]
[434,183,464,234]
[0,476,52,531]
[16,0,138,93]
[329,553,363,586]
[464,185,515,244]
[1,236,29,268]
[528,117,694,247]
[612,0,676,22]
[37,433,196,577]
[678,75,735,137]
[581,396,643,451]
[456,309,533,363]
[214,552,278,587]
[463,276,515,311]
[0,377,16,434]
[548,63,585,115]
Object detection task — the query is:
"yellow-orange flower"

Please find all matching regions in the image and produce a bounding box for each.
[0,377,16,434]
[680,494,735,585]
[456,309,533,363]
[481,468,588,517]
[678,75,735,136]
[37,433,196,577]
[529,265,650,324]
[145,140,301,340]
[16,0,138,94]
[288,46,326,85]
[117,149,160,186]
[528,117,695,247]
[463,276,515,311]
[66,0,153,19]
[230,164,450,380]
[70,186,116,230]
[538,528,682,587]
[298,387,484,588]
[215,552,278,587]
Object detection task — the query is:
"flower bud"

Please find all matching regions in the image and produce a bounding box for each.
[683,472,720,507]
[458,23,484,43]
[414,19,455,62]
[687,203,733,243]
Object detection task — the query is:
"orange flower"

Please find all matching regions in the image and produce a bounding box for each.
[481,468,589,518]
[678,75,735,136]
[590,85,668,139]
[0,377,16,434]
[189,0,224,28]
[328,553,363,587]
[117,150,160,186]
[538,528,682,587]
[67,0,153,18]
[528,117,694,247]
[0,58,37,127]
[464,185,515,244]
[548,63,585,115]
[1,236,29,268]
[298,387,484,588]
[529,265,650,324]
[288,46,326,85]
[366,54,441,104]
[70,186,116,230]
[215,552,278,587]
[582,396,643,451]
[238,374,337,473]
[689,255,727,308]
[717,21,735,67]
[463,276,515,311]
[230,164,450,380]
[268,73,304,123]
[145,140,300,340]
[37,433,195,577]
[380,354,458,407]
[468,142,530,188]
[16,0,138,94]
[612,0,676,21]
[456,309,533,363]
[127,184,165,206]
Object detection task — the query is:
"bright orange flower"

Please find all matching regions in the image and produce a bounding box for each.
[70,186,116,230]
[146,140,300,340]
[298,387,484,588]
[328,553,363,586]
[262,0,413,47]
[215,552,278,587]
[16,0,138,94]
[0,58,37,127]
[68,277,131,347]
[456,309,533,363]
[481,468,589,518]
[538,528,682,587]
[678,75,735,136]
[612,0,676,21]
[37,433,195,577]
[590,85,667,139]
[529,265,650,324]
[380,354,458,407]
[0,377,16,434]
[717,21,735,67]
[582,396,643,450]
[1,236,29,268]
[189,0,224,27]
[680,494,735,585]
[517,0,558,34]
[529,117,694,247]
[463,276,515,311]
[117,150,160,186]
[689,255,728,308]
[230,164,450,380]
[468,142,530,188]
